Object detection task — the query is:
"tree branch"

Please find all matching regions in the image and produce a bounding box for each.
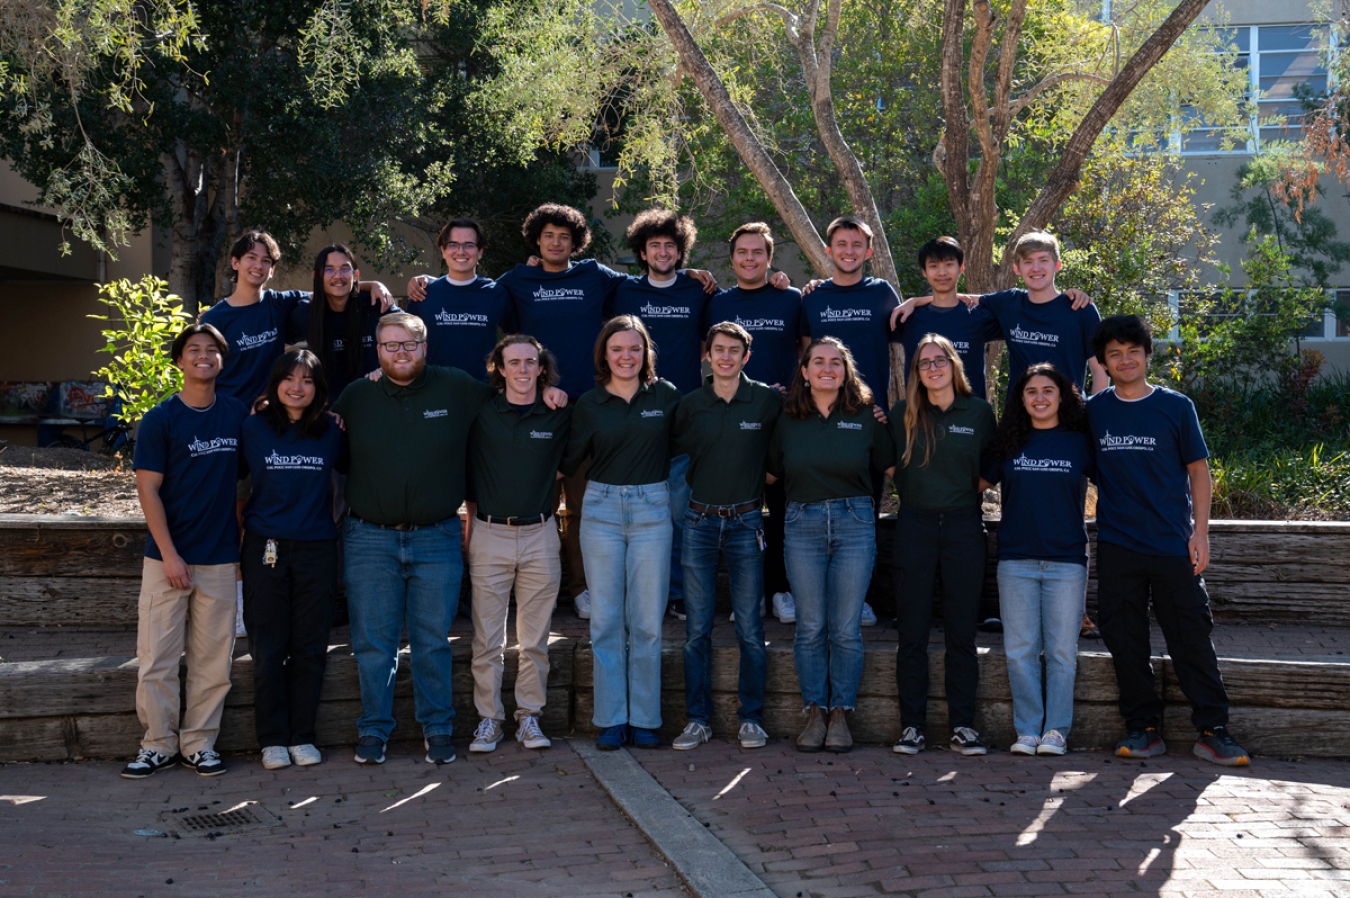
[938,0,972,226]
[991,0,1026,143]
[967,0,997,162]
[1008,71,1114,117]
[714,4,801,44]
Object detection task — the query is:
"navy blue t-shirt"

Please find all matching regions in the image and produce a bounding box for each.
[498,260,624,397]
[983,427,1095,565]
[800,278,900,404]
[1087,386,1210,557]
[288,293,394,397]
[240,414,343,541]
[414,276,510,381]
[132,394,249,565]
[897,302,1003,399]
[613,274,712,394]
[708,284,803,388]
[981,289,1101,396]
[200,289,308,404]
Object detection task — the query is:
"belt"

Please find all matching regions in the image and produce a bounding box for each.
[688,498,761,518]
[348,514,426,532]
[475,511,551,527]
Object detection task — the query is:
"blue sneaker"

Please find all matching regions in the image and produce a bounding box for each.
[630,727,660,749]
[596,724,628,751]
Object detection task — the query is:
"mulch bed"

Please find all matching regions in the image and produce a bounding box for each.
[0,445,140,516]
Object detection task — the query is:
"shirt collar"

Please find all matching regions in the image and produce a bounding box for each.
[598,379,653,402]
[378,366,427,396]
[702,372,754,405]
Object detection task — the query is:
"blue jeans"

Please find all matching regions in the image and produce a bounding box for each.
[785,497,876,710]
[998,559,1087,737]
[667,453,691,603]
[343,516,462,742]
[580,482,672,729]
[681,505,767,725]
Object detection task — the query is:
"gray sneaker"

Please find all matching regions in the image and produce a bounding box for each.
[469,719,503,753]
[738,721,768,749]
[673,721,712,751]
[515,715,551,750]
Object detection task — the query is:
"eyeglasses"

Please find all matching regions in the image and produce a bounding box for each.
[916,357,951,371]
[323,265,355,277]
[378,341,424,352]
[443,242,478,252]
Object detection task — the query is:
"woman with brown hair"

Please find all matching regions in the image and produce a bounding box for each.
[562,315,682,750]
[768,337,894,753]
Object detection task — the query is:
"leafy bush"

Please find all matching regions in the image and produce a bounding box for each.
[88,277,193,424]
[1211,445,1350,520]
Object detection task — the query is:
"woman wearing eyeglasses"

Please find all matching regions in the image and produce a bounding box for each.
[889,333,996,758]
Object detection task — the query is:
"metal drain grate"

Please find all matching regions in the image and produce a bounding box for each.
[160,804,281,837]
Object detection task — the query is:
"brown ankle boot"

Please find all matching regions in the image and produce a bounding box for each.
[796,703,827,752]
[825,706,853,752]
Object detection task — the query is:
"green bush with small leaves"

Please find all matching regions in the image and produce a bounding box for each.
[88,277,193,424]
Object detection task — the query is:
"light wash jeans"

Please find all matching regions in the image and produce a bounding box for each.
[997,559,1087,738]
[667,453,691,603]
[681,505,767,725]
[785,497,876,710]
[580,482,672,729]
[343,515,462,742]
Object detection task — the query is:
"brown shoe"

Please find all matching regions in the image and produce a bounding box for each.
[825,706,853,753]
[796,703,827,752]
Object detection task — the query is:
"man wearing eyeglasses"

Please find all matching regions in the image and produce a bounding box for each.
[331,312,566,767]
[411,219,511,382]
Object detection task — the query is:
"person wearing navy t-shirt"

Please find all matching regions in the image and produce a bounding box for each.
[1087,315,1249,767]
[122,324,248,781]
[239,350,343,772]
[414,220,510,380]
[708,222,803,623]
[982,364,1095,759]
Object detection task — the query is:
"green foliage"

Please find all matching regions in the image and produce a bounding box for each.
[87,277,193,425]
[1211,445,1350,520]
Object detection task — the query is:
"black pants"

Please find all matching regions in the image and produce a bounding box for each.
[764,478,790,597]
[241,531,337,748]
[893,505,985,731]
[1096,541,1229,732]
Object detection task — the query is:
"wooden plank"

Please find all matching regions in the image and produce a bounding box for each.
[1164,705,1350,758]
[0,528,144,578]
[0,576,139,627]
[0,656,138,718]
[1163,656,1350,711]
[0,717,70,762]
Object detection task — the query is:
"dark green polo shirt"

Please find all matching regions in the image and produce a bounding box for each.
[562,379,682,485]
[468,394,572,518]
[332,365,492,525]
[888,393,996,511]
[671,373,782,506]
[767,403,895,504]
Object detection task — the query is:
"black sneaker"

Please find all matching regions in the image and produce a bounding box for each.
[892,726,924,755]
[1115,727,1166,758]
[950,727,987,756]
[1193,726,1249,767]
[183,749,226,777]
[668,600,686,621]
[354,735,386,764]
[120,748,176,779]
[425,734,456,765]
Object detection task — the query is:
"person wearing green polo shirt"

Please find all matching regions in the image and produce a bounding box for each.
[332,312,566,766]
[768,337,895,753]
[464,335,571,754]
[670,321,781,752]
[889,333,997,758]
[562,315,682,751]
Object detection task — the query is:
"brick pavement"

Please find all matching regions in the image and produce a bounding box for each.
[0,741,686,897]
[634,741,1350,897]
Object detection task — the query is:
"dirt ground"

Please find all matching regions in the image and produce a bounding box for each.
[0,445,141,516]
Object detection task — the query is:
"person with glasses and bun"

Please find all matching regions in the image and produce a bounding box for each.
[889,334,996,758]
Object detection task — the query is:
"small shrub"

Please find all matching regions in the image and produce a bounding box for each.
[88,277,193,424]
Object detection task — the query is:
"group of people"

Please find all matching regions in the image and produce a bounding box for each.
[120,202,1250,782]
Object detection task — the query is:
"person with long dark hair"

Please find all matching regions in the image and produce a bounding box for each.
[239,350,343,769]
[292,244,398,398]
[768,337,894,753]
[983,363,1093,757]
[889,333,996,757]
[562,314,682,750]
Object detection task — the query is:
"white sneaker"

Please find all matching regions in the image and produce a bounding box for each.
[235,583,247,638]
[738,721,768,749]
[515,715,551,750]
[860,603,878,627]
[730,597,768,622]
[261,746,291,770]
[288,744,322,766]
[673,721,712,750]
[1037,729,1068,756]
[1010,735,1039,756]
[772,592,796,624]
[470,718,504,753]
[574,590,592,620]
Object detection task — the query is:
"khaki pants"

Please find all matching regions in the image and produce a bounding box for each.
[135,558,237,756]
[468,519,561,721]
